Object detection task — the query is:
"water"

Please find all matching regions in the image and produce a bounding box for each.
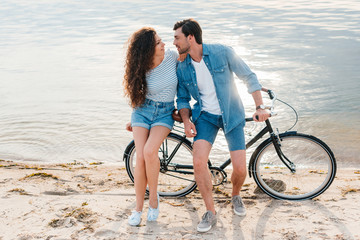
[0,0,359,166]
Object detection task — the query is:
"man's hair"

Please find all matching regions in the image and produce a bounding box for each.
[173,18,202,44]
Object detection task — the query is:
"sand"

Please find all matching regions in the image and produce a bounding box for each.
[0,159,359,240]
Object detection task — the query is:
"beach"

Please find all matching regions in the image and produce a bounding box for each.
[0,160,359,240]
[1,1,359,239]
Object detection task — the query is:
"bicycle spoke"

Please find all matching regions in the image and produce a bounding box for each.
[125,133,197,197]
[252,133,336,200]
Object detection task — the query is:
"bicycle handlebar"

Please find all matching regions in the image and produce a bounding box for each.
[247,88,277,122]
[261,87,276,100]
[173,88,277,123]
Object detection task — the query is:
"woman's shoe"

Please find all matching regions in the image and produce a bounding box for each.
[147,193,160,221]
[128,210,142,226]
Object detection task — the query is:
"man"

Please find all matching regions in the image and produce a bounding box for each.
[173,19,269,232]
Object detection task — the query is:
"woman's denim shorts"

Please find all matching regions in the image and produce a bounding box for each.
[131,99,175,131]
[194,111,245,151]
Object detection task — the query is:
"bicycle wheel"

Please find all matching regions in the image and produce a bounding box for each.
[123,133,197,197]
[251,132,336,200]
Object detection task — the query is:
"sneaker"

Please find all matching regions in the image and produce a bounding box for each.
[147,193,159,221]
[128,210,142,226]
[232,195,246,216]
[197,211,217,232]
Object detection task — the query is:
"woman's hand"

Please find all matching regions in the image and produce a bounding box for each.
[126,122,133,132]
[177,53,188,62]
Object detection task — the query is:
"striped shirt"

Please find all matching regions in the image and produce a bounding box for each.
[146,49,178,102]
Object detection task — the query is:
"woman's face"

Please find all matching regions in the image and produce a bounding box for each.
[154,34,165,58]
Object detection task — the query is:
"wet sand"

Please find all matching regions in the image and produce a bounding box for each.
[0,160,359,240]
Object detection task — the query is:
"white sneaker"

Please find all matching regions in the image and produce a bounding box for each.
[128,210,142,226]
[147,193,160,221]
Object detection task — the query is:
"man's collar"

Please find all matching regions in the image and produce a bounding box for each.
[202,43,209,56]
[185,43,208,64]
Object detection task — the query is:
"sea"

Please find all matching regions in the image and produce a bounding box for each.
[0,0,359,167]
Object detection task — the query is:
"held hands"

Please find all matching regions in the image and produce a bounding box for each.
[253,109,270,122]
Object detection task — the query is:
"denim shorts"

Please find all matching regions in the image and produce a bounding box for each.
[131,99,175,130]
[194,111,245,151]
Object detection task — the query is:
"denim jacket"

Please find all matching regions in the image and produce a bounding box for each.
[176,43,262,134]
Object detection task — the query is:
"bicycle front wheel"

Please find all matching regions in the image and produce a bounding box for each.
[251,132,336,200]
[124,133,197,197]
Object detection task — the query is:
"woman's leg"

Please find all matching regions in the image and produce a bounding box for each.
[132,126,150,212]
[143,126,171,208]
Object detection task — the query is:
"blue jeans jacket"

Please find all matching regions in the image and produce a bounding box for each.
[176,43,262,134]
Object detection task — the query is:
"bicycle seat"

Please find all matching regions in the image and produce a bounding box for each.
[172,109,192,123]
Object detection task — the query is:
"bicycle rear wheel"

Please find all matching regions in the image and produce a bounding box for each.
[251,132,336,200]
[124,133,197,197]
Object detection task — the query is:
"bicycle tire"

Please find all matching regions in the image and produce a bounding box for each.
[123,132,197,197]
[250,132,336,200]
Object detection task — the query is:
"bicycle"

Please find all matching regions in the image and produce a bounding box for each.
[123,88,336,200]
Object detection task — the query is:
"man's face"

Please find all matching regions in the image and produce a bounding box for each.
[173,27,191,54]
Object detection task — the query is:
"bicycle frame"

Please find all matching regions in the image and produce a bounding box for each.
[159,88,297,180]
[217,118,271,172]
[125,88,336,199]
[215,118,297,178]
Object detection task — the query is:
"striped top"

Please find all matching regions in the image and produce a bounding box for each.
[146,49,178,102]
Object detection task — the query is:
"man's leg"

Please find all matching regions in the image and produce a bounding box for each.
[192,140,215,214]
[192,112,220,232]
[225,123,247,216]
[230,150,247,196]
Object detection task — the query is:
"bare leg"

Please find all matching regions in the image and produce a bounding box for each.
[230,150,247,196]
[144,126,171,208]
[193,140,215,214]
[132,127,150,212]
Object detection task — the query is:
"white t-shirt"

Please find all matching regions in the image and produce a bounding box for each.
[191,58,221,115]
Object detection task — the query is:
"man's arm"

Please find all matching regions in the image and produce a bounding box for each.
[225,46,269,122]
[251,90,270,122]
[179,108,197,137]
[225,46,262,94]
[176,69,197,137]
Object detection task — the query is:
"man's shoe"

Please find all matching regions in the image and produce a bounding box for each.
[128,210,142,226]
[147,193,160,221]
[197,211,217,232]
[232,195,246,216]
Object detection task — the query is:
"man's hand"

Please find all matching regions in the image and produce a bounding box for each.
[125,122,132,132]
[253,109,270,122]
[179,108,197,138]
[183,121,197,138]
[251,90,270,122]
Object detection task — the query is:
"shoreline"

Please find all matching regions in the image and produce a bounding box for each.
[0,160,359,239]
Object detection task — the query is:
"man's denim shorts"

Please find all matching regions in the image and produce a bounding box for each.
[194,111,245,151]
[131,99,175,131]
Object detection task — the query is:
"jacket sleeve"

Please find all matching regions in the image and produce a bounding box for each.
[225,46,262,94]
[176,68,191,110]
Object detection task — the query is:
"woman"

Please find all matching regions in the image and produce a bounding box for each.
[123,27,178,226]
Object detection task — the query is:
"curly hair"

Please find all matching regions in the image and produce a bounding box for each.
[123,27,156,108]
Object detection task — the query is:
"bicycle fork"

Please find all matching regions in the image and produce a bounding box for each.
[270,133,296,173]
[266,121,296,173]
